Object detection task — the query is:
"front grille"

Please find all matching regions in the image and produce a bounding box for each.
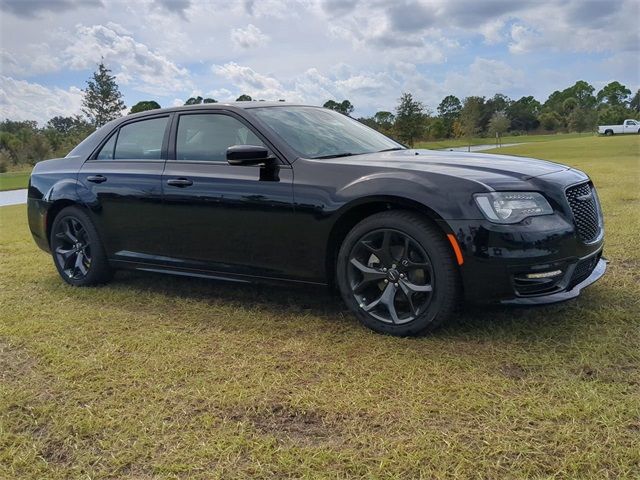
[565,182,600,242]
[569,253,600,288]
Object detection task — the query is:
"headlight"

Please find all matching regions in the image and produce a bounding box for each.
[474,192,553,224]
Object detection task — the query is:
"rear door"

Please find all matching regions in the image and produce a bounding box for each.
[161,110,296,279]
[78,114,171,260]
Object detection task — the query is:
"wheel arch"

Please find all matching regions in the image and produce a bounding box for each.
[325,196,453,288]
[45,199,84,247]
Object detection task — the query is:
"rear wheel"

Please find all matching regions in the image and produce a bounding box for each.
[337,211,460,336]
[605,129,614,136]
[50,206,112,286]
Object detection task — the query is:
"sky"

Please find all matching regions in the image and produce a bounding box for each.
[1,0,639,124]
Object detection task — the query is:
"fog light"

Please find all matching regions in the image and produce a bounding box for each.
[525,270,562,279]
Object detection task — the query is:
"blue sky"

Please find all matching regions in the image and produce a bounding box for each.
[1,0,638,124]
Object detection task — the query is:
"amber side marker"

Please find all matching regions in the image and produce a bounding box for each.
[446,234,464,266]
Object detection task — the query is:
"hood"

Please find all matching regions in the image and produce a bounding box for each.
[327,149,570,186]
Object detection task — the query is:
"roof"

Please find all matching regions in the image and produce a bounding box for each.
[125,102,319,119]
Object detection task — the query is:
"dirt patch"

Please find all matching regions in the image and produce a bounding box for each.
[500,363,528,380]
[243,404,338,447]
[575,364,639,385]
[0,337,37,382]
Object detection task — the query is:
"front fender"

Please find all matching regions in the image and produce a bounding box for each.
[333,171,484,221]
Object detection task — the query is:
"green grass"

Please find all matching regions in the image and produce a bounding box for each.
[0,171,30,191]
[416,132,590,150]
[1,135,639,479]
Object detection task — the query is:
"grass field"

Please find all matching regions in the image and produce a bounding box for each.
[1,135,639,479]
[416,132,590,150]
[0,171,30,192]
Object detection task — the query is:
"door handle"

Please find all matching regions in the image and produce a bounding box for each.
[166,178,193,187]
[86,175,107,183]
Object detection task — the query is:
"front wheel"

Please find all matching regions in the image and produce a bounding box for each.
[50,206,112,286]
[337,211,460,336]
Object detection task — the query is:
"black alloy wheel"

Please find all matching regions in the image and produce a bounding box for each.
[337,210,460,336]
[53,216,92,280]
[50,206,112,286]
[347,229,434,324]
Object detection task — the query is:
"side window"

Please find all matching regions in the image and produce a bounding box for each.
[176,114,265,162]
[112,117,168,160]
[96,132,117,160]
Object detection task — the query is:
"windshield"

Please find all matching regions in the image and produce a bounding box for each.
[251,106,404,159]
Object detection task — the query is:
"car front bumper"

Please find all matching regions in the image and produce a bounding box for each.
[443,213,606,305]
[500,256,607,305]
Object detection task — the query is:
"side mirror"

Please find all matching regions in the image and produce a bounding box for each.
[227,145,275,166]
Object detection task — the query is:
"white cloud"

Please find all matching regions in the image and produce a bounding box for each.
[212,62,302,101]
[231,24,269,49]
[444,57,526,100]
[0,76,84,124]
[0,46,59,76]
[63,23,191,96]
[0,0,638,120]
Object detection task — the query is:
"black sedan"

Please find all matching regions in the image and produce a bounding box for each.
[27,103,606,336]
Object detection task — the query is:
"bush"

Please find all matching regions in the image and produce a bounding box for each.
[0,153,8,173]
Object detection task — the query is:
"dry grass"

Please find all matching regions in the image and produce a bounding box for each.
[1,135,639,479]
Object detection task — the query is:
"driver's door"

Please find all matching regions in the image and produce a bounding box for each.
[624,120,638,133]
[161,111,296,279]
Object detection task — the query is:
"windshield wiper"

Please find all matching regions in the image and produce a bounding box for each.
[312,152,356,159]
[377,147,405,152]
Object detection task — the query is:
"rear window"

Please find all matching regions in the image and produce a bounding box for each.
[96,117,169,160]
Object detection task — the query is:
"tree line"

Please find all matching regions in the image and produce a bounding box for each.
[351,80,639,147]
[1,61,638,172]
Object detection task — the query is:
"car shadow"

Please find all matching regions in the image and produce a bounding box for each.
[105,269,607,344]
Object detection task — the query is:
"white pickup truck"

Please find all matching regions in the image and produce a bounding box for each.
[598,119,639,135]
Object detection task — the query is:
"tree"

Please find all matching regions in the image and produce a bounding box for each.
[485,93,512,114]
[46,116,85,135]
[538,111,562,131]
[507,96,541,131]
[458,96,483,150]
[373,111,395,130]
[488,111,510,144]
[570,80,597,109]
[129,100,161,114]
[597,81,631,106]
[546,81,596,110]
[203,98,217,103]
[236,94,253,101]
[323,99,354,116]
[562,97,578,115]
[437,95,462,119]
[427,118,447,139]
[630,89,640,113]
[185,96,203,105]
[568,108,597,133]
[394,93,425,147]
[597,105,631,125]
[82,61,126,127]
[43,115,94,154]
[437,95,462,136]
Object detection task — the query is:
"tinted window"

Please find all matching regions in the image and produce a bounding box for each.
[96,132,117,160]
[176,114,265,162]
[251,106,402,159]
[111,117,168,160]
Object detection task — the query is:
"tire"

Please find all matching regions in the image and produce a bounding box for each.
[605,130,613,136]
[50,206,112,286]
[336,210,460,336]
